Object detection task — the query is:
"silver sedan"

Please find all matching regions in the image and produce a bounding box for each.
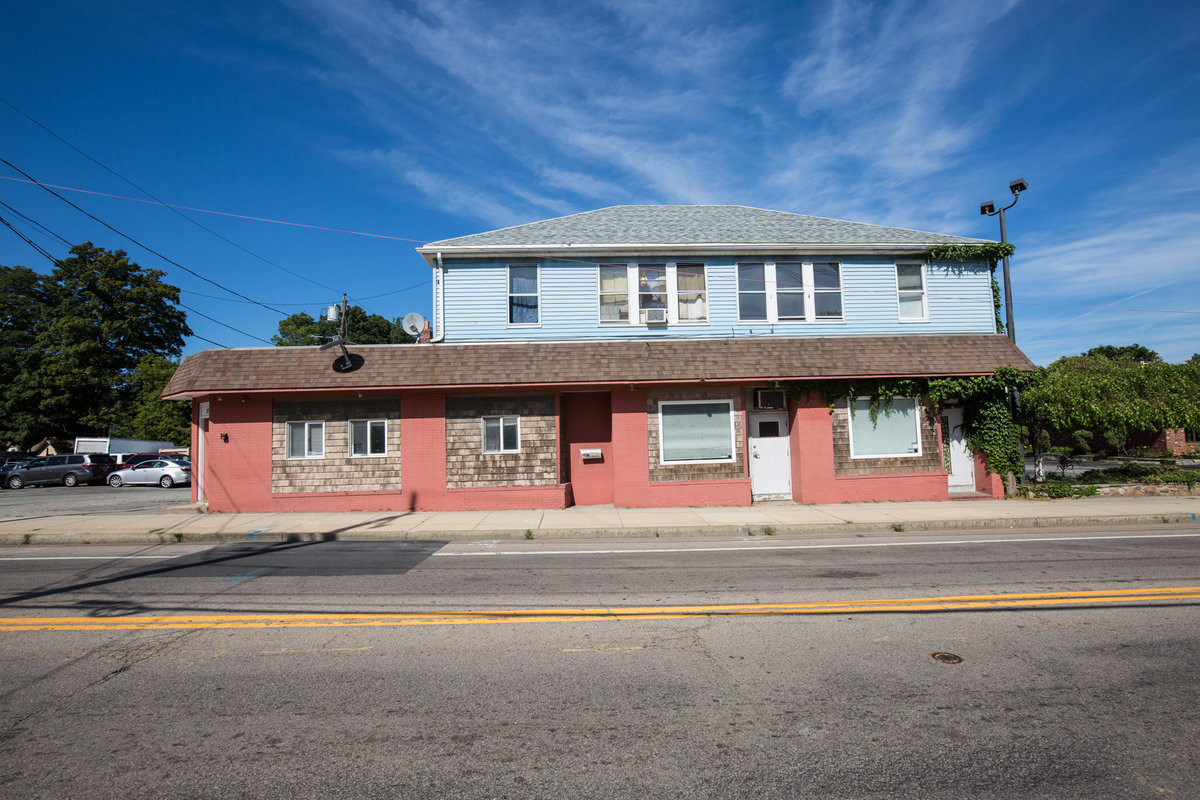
[107,459,192,488]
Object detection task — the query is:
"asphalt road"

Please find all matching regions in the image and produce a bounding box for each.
[0,482,192,516]
[1,526,1198,798]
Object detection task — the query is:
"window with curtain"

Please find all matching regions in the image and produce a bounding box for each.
[598,264,629,323]
[508,265,539,325]
[849,397,921,457]
[675,263,707,322]
[659,401,735,462]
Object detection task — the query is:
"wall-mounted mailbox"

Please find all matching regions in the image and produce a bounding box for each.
[579,448,603,461]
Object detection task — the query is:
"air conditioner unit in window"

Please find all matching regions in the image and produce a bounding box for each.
[754,389,785,410]
[643,308,668,324]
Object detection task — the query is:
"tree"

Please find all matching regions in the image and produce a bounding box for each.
[1082,344,1161,363]
[272,305,414,346]
[111,355,192,445]
[1020,355,1200,477]
[0,243,191,449]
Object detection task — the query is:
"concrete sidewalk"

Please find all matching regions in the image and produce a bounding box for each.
[0,494,1197,545]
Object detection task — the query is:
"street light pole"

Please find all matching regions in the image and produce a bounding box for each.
[980,178,1028,343]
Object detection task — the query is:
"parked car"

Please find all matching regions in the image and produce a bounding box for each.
[1,457,45,488]
[5,453,117,488]
[107,458,191,488]
[112,452,169,470]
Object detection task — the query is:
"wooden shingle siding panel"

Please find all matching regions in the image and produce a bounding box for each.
[831,399,943,476]
[270,399,401,494]
[445,394,557,488]
[646,387,744,482]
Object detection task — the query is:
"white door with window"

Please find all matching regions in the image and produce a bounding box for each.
[749,411,791,499]
[942,407,974,491]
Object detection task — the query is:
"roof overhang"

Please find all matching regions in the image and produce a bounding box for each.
[416,242,977,267]
[162,335,1034,401]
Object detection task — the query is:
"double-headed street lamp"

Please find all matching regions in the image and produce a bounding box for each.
[980,178,1028,342]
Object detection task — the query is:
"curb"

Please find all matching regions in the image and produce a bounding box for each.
[1,512,1195,546]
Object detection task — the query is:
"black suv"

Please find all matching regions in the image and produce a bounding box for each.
[5,453,116,488]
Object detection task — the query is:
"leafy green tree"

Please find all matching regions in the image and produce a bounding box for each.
[1082,344,1161,362]
[111,355,192,445]
[272,305,414,346]
[0,243,190,449]
[1020,355,1200,476]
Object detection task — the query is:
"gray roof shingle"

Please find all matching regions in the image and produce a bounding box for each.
[420,205,992,250]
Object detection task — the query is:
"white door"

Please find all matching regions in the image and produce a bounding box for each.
[749,411,792,499]
[942,407,974,490]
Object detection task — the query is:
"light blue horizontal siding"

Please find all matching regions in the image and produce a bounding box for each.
[441,257,996,342]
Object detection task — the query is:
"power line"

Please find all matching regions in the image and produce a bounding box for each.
[0,200,259,348]
[0,175,430,243]
[0,212,58,263]
[0,200,73,247]
[0,95,343,293]
[190,333,229,348]
[0,157,290,317]
[178,302,273,344]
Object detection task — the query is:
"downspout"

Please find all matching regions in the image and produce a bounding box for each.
[429,251,447,343]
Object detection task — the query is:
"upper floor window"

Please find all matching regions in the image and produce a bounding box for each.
[676,263,707,321]
[896,262,928,321]
[737,261,842,323]
[508,265,539,326]
[598,262,707,325]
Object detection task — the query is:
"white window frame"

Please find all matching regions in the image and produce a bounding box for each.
[847,396,922,459]
[736,261,843,324]
[286,420,325,459]
[482,415,520,454]
[658,399,737,465]
[348,419,387,458]
[507,264,540,327]
[597,262,708,326]
[896,261,929,322]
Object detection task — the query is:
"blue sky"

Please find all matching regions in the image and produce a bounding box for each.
[1,0,1197,363]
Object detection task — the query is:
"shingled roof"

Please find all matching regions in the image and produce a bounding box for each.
[163,335,1032,399]
[418,205,992,255]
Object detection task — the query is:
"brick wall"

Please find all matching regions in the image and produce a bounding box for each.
[646,387,744,483]
[831,398,942,476]
[445,394,557,488]
[271,399,402,494]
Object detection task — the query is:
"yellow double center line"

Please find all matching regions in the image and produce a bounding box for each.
[2,586,1199,631]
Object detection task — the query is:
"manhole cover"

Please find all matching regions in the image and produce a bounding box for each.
[932,652,963,664]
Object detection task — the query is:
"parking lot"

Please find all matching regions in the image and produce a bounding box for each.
[0,483,192,517]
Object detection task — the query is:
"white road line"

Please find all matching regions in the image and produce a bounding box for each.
[433,532,1200,557]
[0,555,179,561]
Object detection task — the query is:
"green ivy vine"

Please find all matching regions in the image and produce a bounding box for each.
[776,368,1036,483]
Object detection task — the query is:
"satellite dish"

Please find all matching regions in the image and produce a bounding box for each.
[402,313,426,337]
